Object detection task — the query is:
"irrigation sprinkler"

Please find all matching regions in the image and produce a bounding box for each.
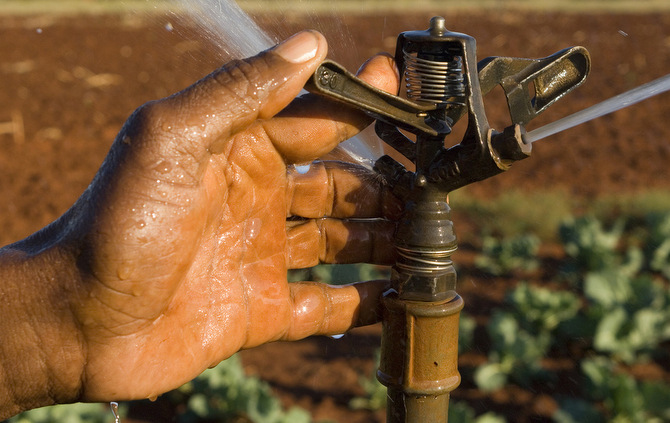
[306,16,591,422]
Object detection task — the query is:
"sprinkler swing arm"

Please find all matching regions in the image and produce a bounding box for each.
[306,16,590,422]
[306,25,591,194]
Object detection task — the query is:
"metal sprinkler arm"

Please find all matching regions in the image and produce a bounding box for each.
[306,43,590,193]
[305,16,590,423]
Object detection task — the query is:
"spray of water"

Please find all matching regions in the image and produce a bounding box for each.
[170,0,273,60]
[524,73,670,144]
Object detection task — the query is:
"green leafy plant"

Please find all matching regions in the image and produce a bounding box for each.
[554,214,670,363]
[554,356,670,423]
[475,283,580,391]
[474,310,551,391]
[174,354,310,423]
[475,234,540,276]
[645,212,670,278]
[507,282,580,334]
[559,216,629,276]
[586,273,670,363]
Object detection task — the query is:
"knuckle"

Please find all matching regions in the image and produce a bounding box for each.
[212,56,271,105]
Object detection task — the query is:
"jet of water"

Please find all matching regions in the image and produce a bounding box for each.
[524,73,670,144]
[171,0,274,59]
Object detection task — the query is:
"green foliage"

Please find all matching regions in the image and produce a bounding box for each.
[175,355,310,423]
[559,216,627,275]
[587,275,670,363]
[550,214,670,421]
[507,282,580,333]
[554,357,670,423]
[645,212,670,279]
[8,403,124,423]
[474,310,551,391]
[554,214,670,363]
[475,234,540,276]
[475,283,579,391]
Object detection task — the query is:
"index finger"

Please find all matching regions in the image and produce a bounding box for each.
[262,53,399,163]
[286,161,402,219]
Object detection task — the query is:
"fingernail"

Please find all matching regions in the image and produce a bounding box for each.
[274,31,319,63]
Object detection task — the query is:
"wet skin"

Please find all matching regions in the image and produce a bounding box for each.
[0,31,400,417]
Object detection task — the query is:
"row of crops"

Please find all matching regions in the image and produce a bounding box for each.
[7,212,670,422]
[465,216,670,422]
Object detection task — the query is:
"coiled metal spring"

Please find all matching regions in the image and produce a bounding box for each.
[403,50,466,106]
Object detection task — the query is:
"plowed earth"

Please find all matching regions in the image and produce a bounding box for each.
[0,9,669,423]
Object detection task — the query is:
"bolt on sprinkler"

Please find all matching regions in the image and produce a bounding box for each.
[306,16,590,422]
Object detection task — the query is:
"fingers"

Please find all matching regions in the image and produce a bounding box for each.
[286,161,402,220]
[263,53,399,163]
[282,280,389,340]
[286,218,396,268]
[285,161,400,268]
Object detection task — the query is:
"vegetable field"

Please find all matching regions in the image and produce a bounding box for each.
[1,5,669,423]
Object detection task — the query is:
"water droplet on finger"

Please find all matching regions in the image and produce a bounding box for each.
[117,264,132,281]
[294,163,311,174]
[153,160,172,174]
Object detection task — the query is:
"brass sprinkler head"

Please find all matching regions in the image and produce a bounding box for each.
[306,16,590,300]
[308,16,590,193]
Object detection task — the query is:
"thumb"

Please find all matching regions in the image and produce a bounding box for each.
[134,30,328,160]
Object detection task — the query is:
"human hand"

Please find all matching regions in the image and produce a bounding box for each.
[0,30,399,415]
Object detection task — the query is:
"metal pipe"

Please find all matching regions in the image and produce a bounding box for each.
[379,294,464,422]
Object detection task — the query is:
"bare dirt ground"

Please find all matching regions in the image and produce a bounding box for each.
[0,8,669,423]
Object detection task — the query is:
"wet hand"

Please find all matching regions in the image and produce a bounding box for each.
[0,30,400,408]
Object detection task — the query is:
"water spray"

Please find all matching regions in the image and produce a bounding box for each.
[524,73,670,143]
